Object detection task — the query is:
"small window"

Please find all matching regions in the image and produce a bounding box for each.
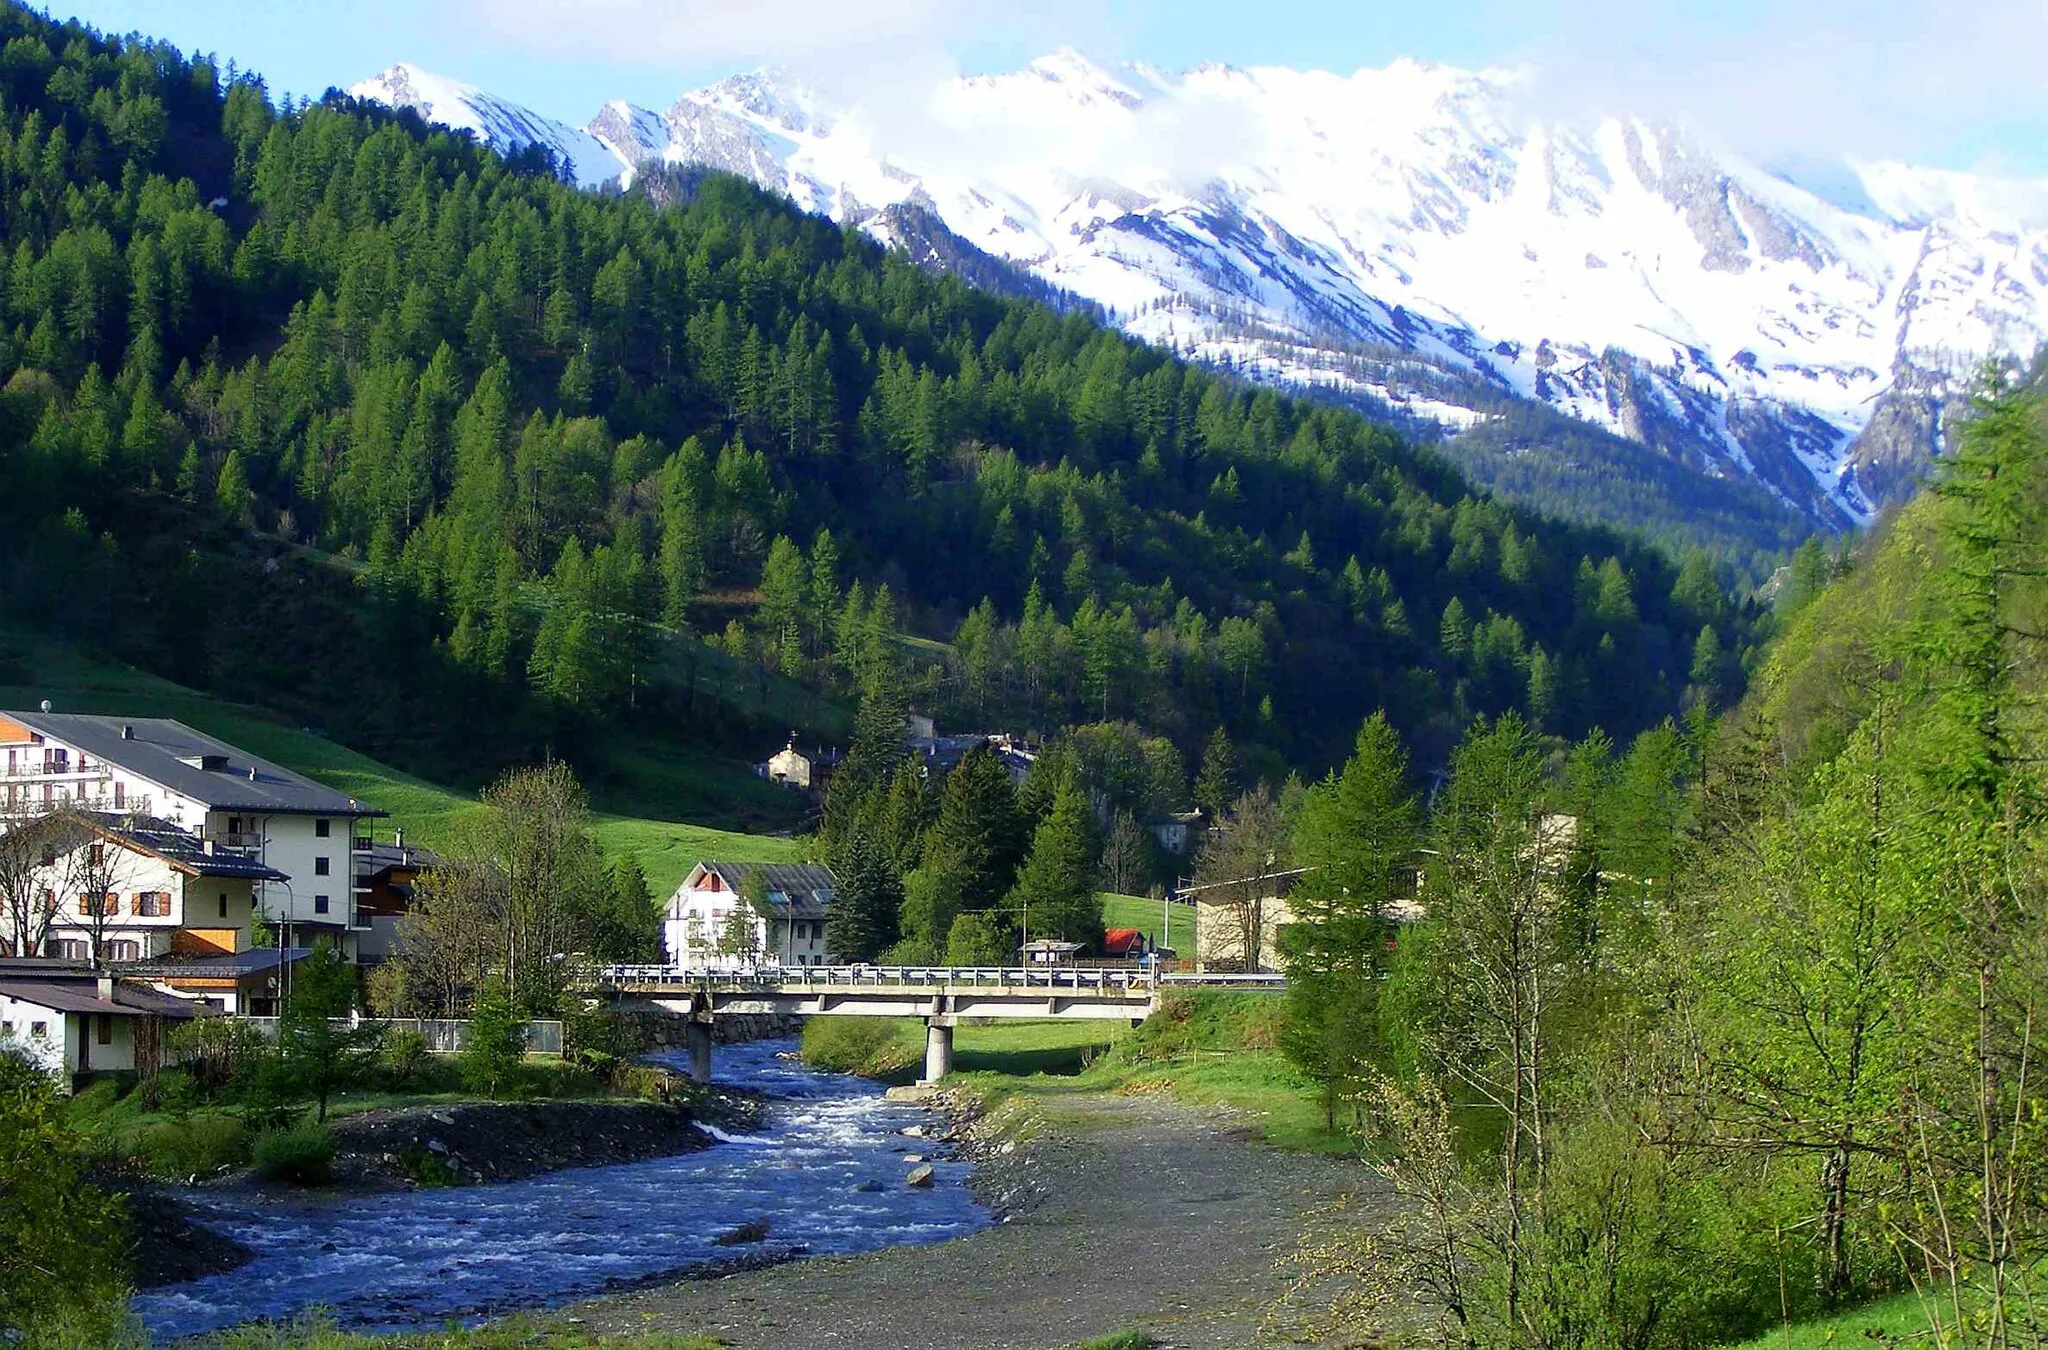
[315,819,331,838]
[314,856,330,877]
[88,843,103,866]
[219,893,229,919]
[314,895,330,914]
[1,1021,12,1036]
[96,1014,112,1045]
[30,1021,47,1039]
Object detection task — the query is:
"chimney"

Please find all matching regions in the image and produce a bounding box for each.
[394,827,404,848]
[205,838,216,855]
[96,972,113,1002]
[121,724,134,740]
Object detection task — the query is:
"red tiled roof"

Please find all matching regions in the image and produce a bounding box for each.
[1102,928,1144,954]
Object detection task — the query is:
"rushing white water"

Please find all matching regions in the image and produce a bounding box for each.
[132,1039,987,1341]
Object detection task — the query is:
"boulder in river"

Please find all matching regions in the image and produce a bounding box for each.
[905,1164,935,1188]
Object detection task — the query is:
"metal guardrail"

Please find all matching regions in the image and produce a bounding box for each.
[591,964,1284,994]
[592,963,1158,993]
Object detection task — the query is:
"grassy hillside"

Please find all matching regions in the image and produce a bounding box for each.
[1098,892,1196,954]
[0,622,798,897]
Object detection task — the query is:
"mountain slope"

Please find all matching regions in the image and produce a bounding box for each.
[350,55,2048,538]
[0,5,1755,805]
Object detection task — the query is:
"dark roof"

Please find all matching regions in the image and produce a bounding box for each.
[131,947,314,980]
[0,956,91,978]
[688,862,838,920]
[27,812,290,880]
[354,840,437,881]
[0,979,206,1019]
[1,712,384,818]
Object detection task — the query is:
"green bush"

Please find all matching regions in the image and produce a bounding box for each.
[137,1112,252,1178]
[167,1017,270,1101]
[380,1029,431,1086]
[251,1122,335,1185]
[800,1018,918,1078]
[460,982,527,1099]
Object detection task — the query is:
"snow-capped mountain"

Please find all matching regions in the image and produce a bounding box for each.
[350,57,2048,529]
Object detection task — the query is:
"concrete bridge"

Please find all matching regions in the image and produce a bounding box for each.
[588,964,1283,1083]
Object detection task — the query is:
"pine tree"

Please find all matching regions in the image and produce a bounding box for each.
[1006,775,1101,944]
[826,826,901,963]
[1195,726,1242,816]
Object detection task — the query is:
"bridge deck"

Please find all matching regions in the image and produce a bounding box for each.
[590,965,1280,1021]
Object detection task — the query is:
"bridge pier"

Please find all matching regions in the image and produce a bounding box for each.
[921,1019,954,1083]
[686,1020,713,1084]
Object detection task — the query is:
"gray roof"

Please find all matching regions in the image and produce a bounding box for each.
[690,862,838,920]
[3,712,383,818]
[131,946,314,979]
[0,979,207,1019]
[23,812,290,881]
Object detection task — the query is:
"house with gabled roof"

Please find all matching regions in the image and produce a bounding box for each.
[0,711,385,955]
[0,959,211,1087]
[1,810,285,965]
[662,861,838,971]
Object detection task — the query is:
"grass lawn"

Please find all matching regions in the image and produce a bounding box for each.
[802,991,1345,1154]
[0,622,801,899]
[1098,892,1196,955]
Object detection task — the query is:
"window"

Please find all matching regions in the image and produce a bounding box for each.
[219,893,229,919]
[108,941,140,963]
[112,782,124,808]
[314,895,330,915]
[314,856,330,877]
[96,1014,112,1044]
[315,818,330,838]
[88,843,103,866]
[133,892,170,917]
[30,1021,46,1040]
[228,817,242,835]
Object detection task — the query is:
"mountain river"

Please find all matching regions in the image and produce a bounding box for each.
[133,1038,989,1341]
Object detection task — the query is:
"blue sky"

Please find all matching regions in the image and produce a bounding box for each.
[59,0,2048,175]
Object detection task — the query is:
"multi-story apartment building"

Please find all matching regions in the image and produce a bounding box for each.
[0,711,384,956]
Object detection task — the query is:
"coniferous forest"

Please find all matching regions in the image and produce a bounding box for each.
[0,5,1756,804]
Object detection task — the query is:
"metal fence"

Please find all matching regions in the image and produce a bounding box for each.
[239,1015,564,1056]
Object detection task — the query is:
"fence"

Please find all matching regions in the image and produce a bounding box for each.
[239,1016,565,1056]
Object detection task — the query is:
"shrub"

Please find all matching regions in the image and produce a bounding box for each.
[461,982,528,1099]
[167,1017,269,1101]
[137,1112,251,1178]
[380,1029,430,1086]
[251,1122,335,1185]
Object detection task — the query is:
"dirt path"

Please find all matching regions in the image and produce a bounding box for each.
[561,1087,1394,1349]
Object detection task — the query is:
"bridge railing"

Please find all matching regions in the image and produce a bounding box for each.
[590,963,1159,994]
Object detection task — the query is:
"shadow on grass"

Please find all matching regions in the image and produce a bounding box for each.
[952,1045,1101,1078]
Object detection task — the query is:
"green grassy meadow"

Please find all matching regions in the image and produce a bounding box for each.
[0,623,800,898]
[1097,892,1196,955]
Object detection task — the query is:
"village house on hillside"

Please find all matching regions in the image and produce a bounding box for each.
[756,736,843,794]
[662,861,838,971]
[0,711,386,956]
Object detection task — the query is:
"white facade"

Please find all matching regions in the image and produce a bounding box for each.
[661,862,835,971]
[0,714,380,954]
[16,824,262,963]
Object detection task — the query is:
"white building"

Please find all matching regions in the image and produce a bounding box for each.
[0,712,384,957]
[4,811,281,963]
[662,861,837,971]
[0,960,209,1085]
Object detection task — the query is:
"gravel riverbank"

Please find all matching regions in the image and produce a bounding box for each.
[560,1086,1395,1349]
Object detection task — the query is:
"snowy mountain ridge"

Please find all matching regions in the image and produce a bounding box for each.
[350,56,2048,529]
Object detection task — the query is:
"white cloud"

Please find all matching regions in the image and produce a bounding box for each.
[1493,0,2048,174]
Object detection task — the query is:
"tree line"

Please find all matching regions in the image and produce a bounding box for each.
[1269,370,2048,1346]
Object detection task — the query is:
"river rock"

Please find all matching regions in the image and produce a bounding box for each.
[904,1153,926,1163]
[900,1124,927,1138]
[852,1179,888,1193]
[906,1164,935,1188]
